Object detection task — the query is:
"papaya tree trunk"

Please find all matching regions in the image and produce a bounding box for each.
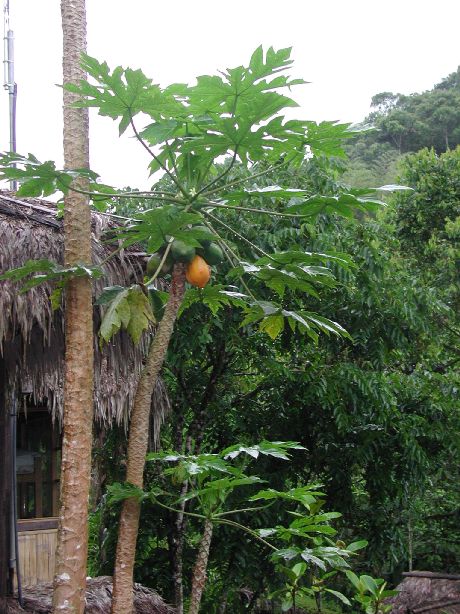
[188,518,214,614]
[111,264,186,614]
[52,1,93,613]
[170,480,188,614]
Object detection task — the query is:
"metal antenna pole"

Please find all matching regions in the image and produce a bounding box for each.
[3,0,17,191]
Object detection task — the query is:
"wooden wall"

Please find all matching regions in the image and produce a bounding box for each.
[17,524,57,586]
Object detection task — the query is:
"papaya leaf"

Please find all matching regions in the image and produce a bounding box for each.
[126,285,155,344]
[287,192,384,218]
[116,206,204,252]
[99,288,130,343]
[0,258,57,282]
[220,185,310,202]
[0,151,100,198]
[147,286,169,321]
[95,285,126,305]
[106,482,146,506]
[50,284,64,311]
[178,284,248,316]
[99,284,154,344]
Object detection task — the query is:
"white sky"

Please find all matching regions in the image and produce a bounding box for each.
[1,0,459,189]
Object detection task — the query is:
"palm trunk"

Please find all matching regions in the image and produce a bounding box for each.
[188,518,214,614]
[52,2,93,613]
[111,264,186,614]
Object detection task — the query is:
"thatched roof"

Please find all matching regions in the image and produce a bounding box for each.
[6,576,176,613]
[0,191,168,428]
[389,571,460,614]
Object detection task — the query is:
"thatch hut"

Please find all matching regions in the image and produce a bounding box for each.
[0,192,167,601]
[389,571,460,613]
[6,576,176,614]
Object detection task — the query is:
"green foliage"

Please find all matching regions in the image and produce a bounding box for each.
[106,481,146,506]
[0,151,95,197]
[96,285,155,344]
[5,43,458,610]
[346,570,398,614]
[64,46,354,184]
[154,155,459,591]
[142,443,368,612]
[178,285,247,316]
[0,258,102,289]
[147,441,304,515]
[85,126,460,610]
[393,147,460,266]
[116,207,216,252]
[364,70,460,155]
[0,258,103,310]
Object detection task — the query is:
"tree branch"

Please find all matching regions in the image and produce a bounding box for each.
[129,117,189,199]
[203,155,294,199]
[203,210,271,259]
[194,148,239,200]
[204,200,306,218]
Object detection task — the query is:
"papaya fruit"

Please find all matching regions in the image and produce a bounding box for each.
[146,253,162,277]
[171,239,196,263]
[202,242,223,265]
[193,225,212,247]
[186,255,211,288]
[146,252,173,277]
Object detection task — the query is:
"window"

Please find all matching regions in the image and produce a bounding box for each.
[16,408,60,519]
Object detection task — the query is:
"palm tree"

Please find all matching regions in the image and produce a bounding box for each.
[52,1,94,612]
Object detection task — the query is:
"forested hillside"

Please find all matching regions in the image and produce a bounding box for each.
[343,66,460,187]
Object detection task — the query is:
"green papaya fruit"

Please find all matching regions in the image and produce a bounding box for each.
[146,251,173,277]
[171,239,196,263]
[193,225,213,247]
[146,253,162,277]
[202,242,224,265]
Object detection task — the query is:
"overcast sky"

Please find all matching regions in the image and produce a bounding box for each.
[1,0,459,189]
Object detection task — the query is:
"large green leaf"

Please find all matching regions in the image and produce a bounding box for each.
[178,285,248,317]
[116,206,207,251]
[106,482,146,506]
[287,192,384,218]
[0,258,102,293]
[222,441,305,461]
[0,152,99,198]
[324,589,351,606]
[99,284,154,344]
[249,485,324,509]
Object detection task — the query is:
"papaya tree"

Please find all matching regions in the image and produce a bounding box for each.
[0,47,391,613]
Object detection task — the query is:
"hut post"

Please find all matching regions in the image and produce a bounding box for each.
[0,358,12,608]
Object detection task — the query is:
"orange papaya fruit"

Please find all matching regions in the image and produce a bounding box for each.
[186,255,211,288]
